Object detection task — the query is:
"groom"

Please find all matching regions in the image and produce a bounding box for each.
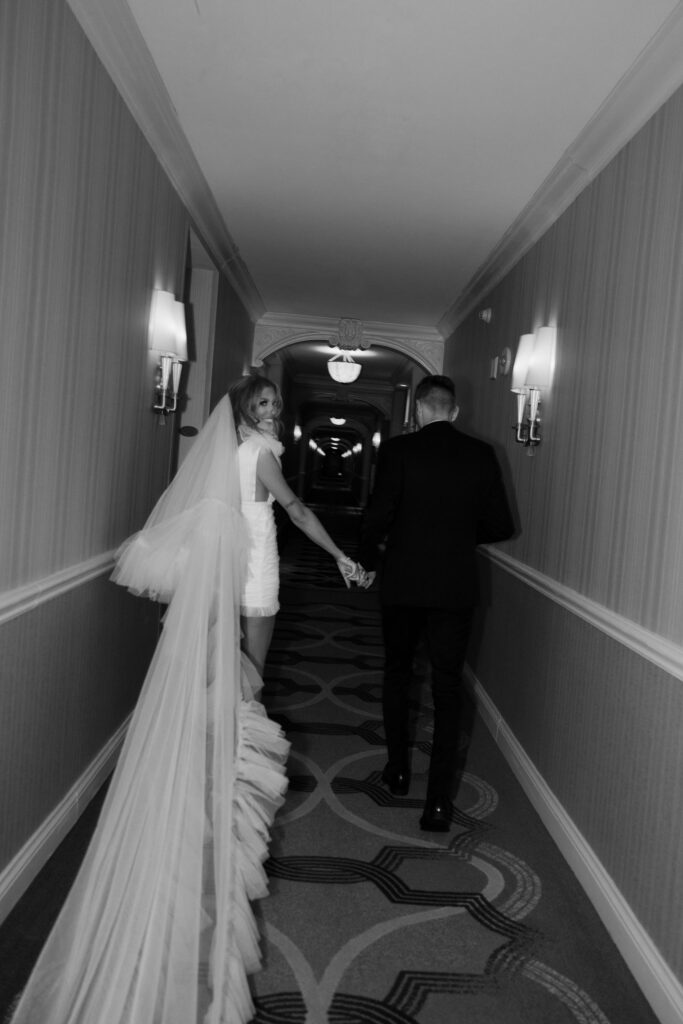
[358,375,514,830]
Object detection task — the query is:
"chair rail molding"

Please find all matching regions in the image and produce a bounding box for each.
[483,547,683,683]
[0,553,116,627]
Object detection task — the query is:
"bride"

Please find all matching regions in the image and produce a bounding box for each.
[9,387,352,1024]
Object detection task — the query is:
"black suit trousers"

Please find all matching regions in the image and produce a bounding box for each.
[381,604,473,799]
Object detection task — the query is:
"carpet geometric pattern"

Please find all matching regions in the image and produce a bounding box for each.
[0,512,660,1024]
[250,515,659,1024]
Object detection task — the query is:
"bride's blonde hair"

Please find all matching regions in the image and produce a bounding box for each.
[228,374,283,438]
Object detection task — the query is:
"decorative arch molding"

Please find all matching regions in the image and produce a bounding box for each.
[252,312,444,375]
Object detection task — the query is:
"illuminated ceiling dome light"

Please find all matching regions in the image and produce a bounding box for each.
[330,417,346,426]
[327,351,361,384]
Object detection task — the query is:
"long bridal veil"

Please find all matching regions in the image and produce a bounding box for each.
[10,396,289,1024]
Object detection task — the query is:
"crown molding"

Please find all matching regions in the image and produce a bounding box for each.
[438,3,683,338]
[66,0,265,320]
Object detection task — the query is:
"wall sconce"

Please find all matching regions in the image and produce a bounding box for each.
[149,290,188,415]
[511,326,556,449]
[372,430,381,449]
[490,347,512,380]
[327,351,361,383]
[293,424,302,442]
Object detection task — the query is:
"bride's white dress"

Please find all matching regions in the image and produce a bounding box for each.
[237,429,283,618]
[10,397,289,1024]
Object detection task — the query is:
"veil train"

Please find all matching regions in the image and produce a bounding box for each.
[10,396,289,1024]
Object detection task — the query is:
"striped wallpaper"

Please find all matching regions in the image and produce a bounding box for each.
[0,0,252,895]
[0,0,187,594]
[446,84,683,647]
[444,80,683,993]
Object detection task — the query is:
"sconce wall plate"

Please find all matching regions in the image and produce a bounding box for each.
[149,289,188,416]
[510,326,556,450]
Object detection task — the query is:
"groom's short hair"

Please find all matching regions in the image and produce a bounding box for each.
[415,375,457,415]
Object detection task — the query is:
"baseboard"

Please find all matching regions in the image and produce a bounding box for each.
[466,666,683,1024]
[0,716,130,925]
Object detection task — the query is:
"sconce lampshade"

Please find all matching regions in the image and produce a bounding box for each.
[327,352,361,384]
[149,290,188,361]
[511,334,536,393]
[526,325,556,390]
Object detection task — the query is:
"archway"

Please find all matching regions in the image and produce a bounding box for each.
[252,313,444,376]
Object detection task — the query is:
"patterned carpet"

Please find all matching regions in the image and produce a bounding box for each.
[251,510,659,1024]
[0,510,659,1023]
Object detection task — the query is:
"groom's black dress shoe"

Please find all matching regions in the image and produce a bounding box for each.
[419,797,453,832]
[381,764,410,796]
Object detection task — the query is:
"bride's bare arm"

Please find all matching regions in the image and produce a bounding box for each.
[256,448,348,563]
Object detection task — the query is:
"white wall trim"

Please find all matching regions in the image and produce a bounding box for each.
[65,0,265,320]
[483,547,683,683]
[466,670,683,1024]
[438,3,683,336]
[0,717,129,924]
[0,553,116,628]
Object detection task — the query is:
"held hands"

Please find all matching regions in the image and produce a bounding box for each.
[336,555,361,588]
[336,556,376,589]
[358,567,376,590]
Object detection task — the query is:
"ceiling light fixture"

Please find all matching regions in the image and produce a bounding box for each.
[327,351,361,384]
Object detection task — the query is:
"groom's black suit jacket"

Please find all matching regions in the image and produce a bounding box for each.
[358,421,514,610]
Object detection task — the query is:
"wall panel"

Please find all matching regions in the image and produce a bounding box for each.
[469,560,683,978]
[209,275,256,408]
[446,87,683,645]
[0,0,187,594]
[445,80,683,992]
[0,0,191,910]
[0,577,159,868]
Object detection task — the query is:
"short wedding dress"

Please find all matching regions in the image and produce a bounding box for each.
[237,428,283,618]
[10,396,289,1024]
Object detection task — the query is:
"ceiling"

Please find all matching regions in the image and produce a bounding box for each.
[71,0,683,348]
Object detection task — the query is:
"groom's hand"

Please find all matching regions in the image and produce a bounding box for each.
[357,565,376,589]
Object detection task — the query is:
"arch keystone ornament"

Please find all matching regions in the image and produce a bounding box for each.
[335,318,370,351]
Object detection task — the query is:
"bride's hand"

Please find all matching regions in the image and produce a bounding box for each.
[336,555,360,588]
